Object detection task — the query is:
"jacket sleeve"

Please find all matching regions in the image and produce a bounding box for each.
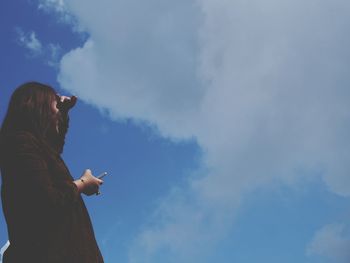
[6,132,80,210]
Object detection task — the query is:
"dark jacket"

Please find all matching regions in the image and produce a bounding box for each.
[0,131,104,263]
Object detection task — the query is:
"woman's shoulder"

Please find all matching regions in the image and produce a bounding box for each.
[0,131,45,170]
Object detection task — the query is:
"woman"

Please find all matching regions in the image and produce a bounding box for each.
[0,82,104,262]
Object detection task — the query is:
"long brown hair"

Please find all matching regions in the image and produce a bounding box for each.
[1,82,65,153]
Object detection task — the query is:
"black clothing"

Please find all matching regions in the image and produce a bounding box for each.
[0,131,103,263]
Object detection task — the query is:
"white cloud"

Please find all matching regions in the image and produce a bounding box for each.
[0,240,10,263]
[42,0,350,261]
[38,0,65,12]
[46,43,63,67]
[16,28,43,56]
[15,28,62,67]
[307,223,350,263]
[38,0,74,25]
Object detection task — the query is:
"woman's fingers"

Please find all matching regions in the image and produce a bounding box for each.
[70,96,77,107]
[86,184,99,196]
[57,95,78,110]
[80,169,104,196]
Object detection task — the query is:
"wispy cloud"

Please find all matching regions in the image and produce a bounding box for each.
[16,28,43,56]
[38,0,65,12]
[38,0,72,24]
[40,0,350,261]
[46,43,63,67]
[307,223,350,263]
[15,28,62,67]
[37,0,81,30]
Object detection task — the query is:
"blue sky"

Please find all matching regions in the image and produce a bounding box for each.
[1,0,350,262]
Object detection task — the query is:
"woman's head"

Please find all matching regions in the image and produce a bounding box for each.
[1,82,62,149]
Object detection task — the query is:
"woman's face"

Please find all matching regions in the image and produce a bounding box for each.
[51,99,59,115]
[51,96,60,132]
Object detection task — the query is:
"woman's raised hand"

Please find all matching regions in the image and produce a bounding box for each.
[76,169,103,196]
[56,95,77,112]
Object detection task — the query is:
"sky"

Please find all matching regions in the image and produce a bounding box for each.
[1,0,350,262]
